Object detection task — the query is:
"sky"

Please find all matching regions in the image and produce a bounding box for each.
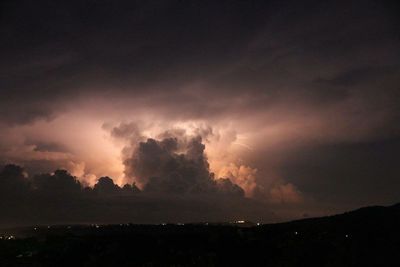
[0,0,399,226]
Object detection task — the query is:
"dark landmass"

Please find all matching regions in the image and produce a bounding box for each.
[1,203,400,266]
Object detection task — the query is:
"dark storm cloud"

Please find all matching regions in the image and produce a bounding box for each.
[0,165,29,197]
[122,130,245,196]
[314,65,400,87]
[1,0,399,123]
[280,137,400,209]
[0,127,261,226]
[109,122,142,141]
[93,176,140,195]
[24,140,69,153]
[0,164,269,227]
[126,137,208,191]
[0,0,271,124]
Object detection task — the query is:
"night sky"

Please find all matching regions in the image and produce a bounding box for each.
[0,0,399,226]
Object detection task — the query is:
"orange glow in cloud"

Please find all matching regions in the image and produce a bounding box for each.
[4,102,306,201]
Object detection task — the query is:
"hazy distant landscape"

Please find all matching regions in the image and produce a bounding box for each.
[1,203,399,266]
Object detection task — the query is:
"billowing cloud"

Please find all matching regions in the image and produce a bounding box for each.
[111,123,250,197]
[218,163,258,197]
[0,164,274,227]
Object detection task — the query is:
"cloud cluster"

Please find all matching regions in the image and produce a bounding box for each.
[218,163,258,197]
[117,125,248,197]
[112,123,304,205]
[0,128,303,226]
[0,163,274,227]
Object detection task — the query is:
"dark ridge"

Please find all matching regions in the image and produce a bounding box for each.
[1,202,400,266]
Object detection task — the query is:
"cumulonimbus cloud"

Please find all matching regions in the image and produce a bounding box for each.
[110,122,303,202]
[0,163,276,227]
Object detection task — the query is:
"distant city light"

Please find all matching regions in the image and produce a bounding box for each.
[0,235,15,240]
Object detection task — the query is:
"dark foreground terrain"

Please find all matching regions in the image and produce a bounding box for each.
[1,203,400,267]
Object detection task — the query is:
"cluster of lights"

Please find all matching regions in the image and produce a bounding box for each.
[0,235,15,240]
[33,226,53,230]
[24,224,352,239]
[290,231,351,239]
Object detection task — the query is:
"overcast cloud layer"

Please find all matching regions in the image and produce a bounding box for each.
[0,0,399,225]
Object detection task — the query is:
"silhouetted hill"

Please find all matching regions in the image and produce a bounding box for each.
[1,203,400,266]
[272,202,400,232]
